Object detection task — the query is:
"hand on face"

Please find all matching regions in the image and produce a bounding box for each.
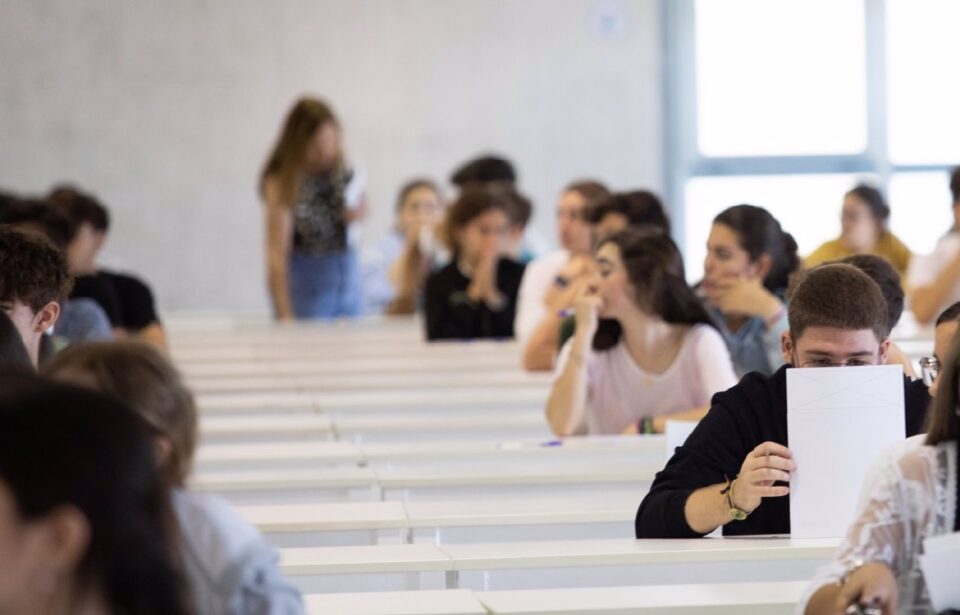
[573,281,602,339]
[705,275,780,319]
[730,441,794,515]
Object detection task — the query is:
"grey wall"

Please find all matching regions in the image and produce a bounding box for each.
[0,0,663,312]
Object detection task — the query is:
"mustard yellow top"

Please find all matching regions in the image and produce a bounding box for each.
[804,232,912,278]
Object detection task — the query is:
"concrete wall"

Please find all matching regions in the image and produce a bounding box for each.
[0,0,663,312]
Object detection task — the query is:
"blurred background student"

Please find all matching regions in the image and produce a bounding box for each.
[261,97,367,321]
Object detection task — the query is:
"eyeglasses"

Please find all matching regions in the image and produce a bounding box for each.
[919,357,940,387]
[797,358,878,368]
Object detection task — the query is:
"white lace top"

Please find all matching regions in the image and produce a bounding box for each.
[799,441,958,614]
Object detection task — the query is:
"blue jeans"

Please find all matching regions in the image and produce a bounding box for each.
[288,250,362,320]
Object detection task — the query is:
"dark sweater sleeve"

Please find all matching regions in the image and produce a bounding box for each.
[635,395,752,538]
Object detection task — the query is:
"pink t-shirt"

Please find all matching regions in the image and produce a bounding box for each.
[554,324,738,435]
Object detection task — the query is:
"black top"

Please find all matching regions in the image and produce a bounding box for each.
[71,273,122,326]
[635,365,931,538]
[100,270,161,331]
[292,170,352,254]
[70,271,160,332]
[423,259,525,341]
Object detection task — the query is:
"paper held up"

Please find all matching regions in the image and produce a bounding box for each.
[787,365,905,539]
[920,531,960,612]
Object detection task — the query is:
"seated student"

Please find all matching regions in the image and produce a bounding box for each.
[516,181,611,371]
[841,254,916,377]
[635,264,931,539]
[908,166,960,324]
[44,342,305,615]
[0,373,191,615]
[800,330,960,615]
[553,191,674,352]
[587,190,671,242]
[0,311,32,370]
[363,179,445,315]
[423,188,526,341]
[49,185,167,349]
[806,184,911,276]
[921,301,960,398]
[702,205,798,377]
[450,155,548,261]
[0,198,112,344]
[546,229,737,437]
[0,227,70,367]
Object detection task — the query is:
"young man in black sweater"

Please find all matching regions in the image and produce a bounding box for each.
[635,263,930,538]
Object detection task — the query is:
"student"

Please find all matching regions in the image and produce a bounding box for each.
[546,229,737,437]
[908,166,960,324]
[363,179,444,315]
[0,373,191,615]
[0,198,111,345]
[44,342,305,615]
[423,188,525,341]
[49,186,165,348]
[260,97,367,320]
[587,190,670,242]
[635,264,931,539]
[0,311,32,371]
[0,227,70,367]
[553,191,673,352]
[702,205,798,377]
[499,187,538,263]
[801,328,960,614]
[841,254,915,377]
[516,181,610,370]
[450,155,516,190]
[923,301,960,398]
[806,184,911,277]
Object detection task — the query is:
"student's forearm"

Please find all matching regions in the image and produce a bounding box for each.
[267,265,293,320]
[804,584,841,615]
[683,483,736,535]
[651,406,709,434]
[912,254,960,323]
[522,315,562,371]
[545,336,590,436]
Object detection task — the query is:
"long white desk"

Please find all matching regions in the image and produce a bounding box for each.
[194,441,363,471]
[199,414,335,443]
[280,537,837,593]
[304,589,486,615]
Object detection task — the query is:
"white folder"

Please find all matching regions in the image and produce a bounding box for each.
[787,365,905,538]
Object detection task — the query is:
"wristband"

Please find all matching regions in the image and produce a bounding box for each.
[721,474,749,521]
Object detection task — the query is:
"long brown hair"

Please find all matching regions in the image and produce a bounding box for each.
[592,229,716,350]
[927,325,960,446]
[259,97,343,208]
[43,341,198,487]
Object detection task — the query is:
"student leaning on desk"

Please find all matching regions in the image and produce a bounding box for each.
[635,263,931,539]
[800,307,960,615]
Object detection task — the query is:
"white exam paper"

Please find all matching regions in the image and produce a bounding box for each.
[664,420,698,463]
[920,532,960,611]
[787,366,905,538]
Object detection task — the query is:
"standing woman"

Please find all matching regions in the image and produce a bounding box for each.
[702,204,800,377]
[806,184,911,277]
[260,98,367,320]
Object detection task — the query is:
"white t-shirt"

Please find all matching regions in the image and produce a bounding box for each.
[514,250,570,343]
[907,232,960,316]
[554,324,739,435]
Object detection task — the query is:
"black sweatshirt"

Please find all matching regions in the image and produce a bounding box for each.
[635,365,931,538]
[423,259,525,341]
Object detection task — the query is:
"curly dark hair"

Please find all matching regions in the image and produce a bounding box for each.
[0,227,73,312]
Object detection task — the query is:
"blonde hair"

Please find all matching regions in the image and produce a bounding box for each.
[259,97,343,208]
[43,341,198,487]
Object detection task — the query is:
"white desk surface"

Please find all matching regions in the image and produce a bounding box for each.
[403,493,639,528]
[236,501,408,532]
[278,537,837,577]
[303,589,486,615]
[281,543,451,575]
[196,392,317,413]
[377,464,655,489]
[179,354,522,377]
[189,467,377,492]
[334,414,547,434]
[477,581,808,614]
[359,436,664,461]
[199,415,334,437]
[194,441,362,464]
[441,537,839,570]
